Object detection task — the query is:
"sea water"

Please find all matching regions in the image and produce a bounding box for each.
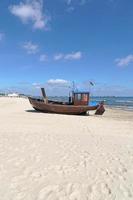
[90,96,133,110]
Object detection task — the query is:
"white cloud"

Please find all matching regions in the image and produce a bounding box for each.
[64,51,82,60]
[54,54,64,61]
[22,41,39,54]
[9,0,50,30]
[32,82,40,86]
[54,51,82,61]
[32,82,42,89]
[42,79,71,96]
[66,0,87,6]
[66,6,75,12]
[40,54,48,62]
[47,79,70,86]
[67,0,72,5]
[115,54,133,67]
[0,32,5,41]
[66,0,88,12]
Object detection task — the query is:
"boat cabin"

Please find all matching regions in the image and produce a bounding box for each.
[72,92,90,106]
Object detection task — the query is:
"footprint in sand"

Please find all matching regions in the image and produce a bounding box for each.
[38,185,61,200]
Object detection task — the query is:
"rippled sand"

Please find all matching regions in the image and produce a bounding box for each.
[0,97,133,200]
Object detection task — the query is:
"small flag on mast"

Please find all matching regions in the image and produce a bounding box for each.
[90,81,94,86]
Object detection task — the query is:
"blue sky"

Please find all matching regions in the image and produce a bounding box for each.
[0,0,133,96]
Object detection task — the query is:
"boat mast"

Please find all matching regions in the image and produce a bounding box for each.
[41,88,47,103]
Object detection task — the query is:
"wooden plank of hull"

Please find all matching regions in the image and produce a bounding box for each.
[28,97,99,115]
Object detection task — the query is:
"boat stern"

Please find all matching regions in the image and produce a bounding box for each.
[95,101,105,115]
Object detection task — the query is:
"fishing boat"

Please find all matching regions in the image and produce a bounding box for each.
[28,88,105,115]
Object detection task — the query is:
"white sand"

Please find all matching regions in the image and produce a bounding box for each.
[0,97,133,200]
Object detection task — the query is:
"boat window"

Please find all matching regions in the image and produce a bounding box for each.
[82,94,88,101]
[74,94,82,100]
[77,94,82,100]
[74,94,78,100]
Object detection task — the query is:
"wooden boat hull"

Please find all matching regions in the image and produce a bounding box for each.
[28,97,101,115]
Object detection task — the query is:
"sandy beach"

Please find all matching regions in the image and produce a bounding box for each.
[0,97,133,200]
